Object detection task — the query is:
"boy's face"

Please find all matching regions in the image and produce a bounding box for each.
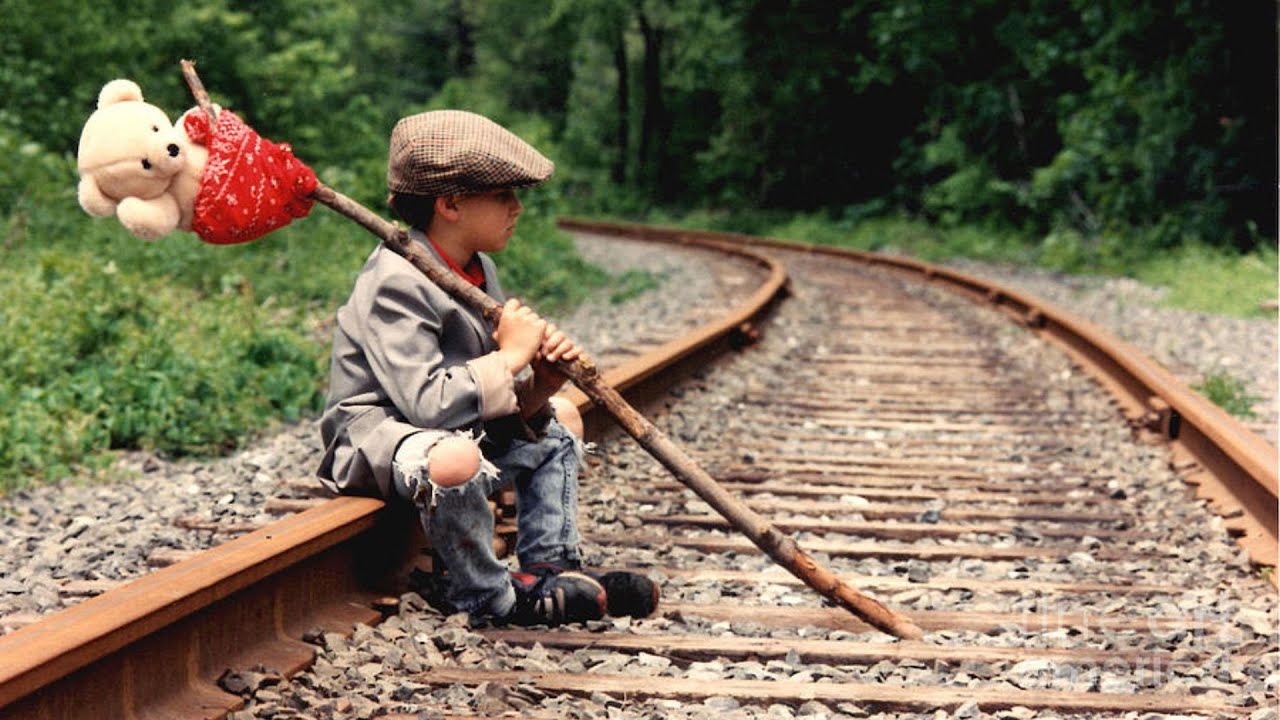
[454,189,523,253]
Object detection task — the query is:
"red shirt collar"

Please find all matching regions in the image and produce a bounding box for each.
[427,237,486,288]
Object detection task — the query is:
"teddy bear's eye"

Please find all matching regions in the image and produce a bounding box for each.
[141,159,152,170]
[152,125,159,132]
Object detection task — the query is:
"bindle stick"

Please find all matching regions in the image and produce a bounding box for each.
[180,60,924,640]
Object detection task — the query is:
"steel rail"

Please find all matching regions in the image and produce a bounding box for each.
[561,218,1279,579]
[0,231,787,720]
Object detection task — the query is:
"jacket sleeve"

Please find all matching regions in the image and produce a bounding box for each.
[355,263,519,430]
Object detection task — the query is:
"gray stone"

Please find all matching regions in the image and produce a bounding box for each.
[1235,607,1276,637]
[797,701,833,717]
[704,696,741,711]
[906,560,932,584]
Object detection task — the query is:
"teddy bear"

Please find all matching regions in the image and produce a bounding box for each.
[76,78,318,244]
[76,78,207,241]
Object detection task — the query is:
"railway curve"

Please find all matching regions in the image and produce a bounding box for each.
[0,220,1274,719]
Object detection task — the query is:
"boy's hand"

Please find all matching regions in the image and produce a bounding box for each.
[524,323,587,416]
[494,298,547,375]
[539,323,582,366]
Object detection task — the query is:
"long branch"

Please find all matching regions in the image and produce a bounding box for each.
[179,60,924,640]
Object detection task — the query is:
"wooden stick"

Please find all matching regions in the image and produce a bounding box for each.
[178,60,924,640]
[181,60,217,122]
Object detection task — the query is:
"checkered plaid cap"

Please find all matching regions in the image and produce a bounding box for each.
[387,110,554,196]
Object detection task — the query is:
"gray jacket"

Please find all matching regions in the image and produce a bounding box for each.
[318,229,521,497]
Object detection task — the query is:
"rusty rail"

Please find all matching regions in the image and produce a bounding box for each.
[0,497,394,719]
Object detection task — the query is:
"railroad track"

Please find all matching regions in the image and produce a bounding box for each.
[1,220,1274,719]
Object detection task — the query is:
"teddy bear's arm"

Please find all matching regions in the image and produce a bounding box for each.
[116,194,182,241]
[78,176,119,217]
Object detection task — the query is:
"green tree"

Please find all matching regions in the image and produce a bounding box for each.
[857,0,1276,246]
[550,0,743,204]
[1,0,1274,249]
[720,0,916,209]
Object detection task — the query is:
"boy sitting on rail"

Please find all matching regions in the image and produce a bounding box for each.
[318,109,656,627]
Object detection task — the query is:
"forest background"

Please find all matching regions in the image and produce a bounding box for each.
[1,0,1276,488]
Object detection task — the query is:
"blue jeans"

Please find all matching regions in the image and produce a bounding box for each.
[393,421,584,619]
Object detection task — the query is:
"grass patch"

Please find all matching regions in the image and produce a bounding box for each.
[608,270,662,305]
[1,246,328,488]
[1135,243,1278,317]
[1194,372,1260,419]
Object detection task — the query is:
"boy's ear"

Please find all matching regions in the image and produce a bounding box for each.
[434,195,461,221]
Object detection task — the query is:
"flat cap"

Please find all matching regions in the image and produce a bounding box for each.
[387,110,554,196]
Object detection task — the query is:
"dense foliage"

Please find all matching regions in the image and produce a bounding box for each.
[1,0,1274,486]
[3,0,1273,246]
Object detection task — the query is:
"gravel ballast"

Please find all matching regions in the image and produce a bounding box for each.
[0,232,1274,720]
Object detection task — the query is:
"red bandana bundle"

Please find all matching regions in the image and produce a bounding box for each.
[183,110,318,245]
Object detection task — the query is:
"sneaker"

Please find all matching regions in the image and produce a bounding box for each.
[594,570,661,619]
[525,562,660,619]
[506,570,606,626]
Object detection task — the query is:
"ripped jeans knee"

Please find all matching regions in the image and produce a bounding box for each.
[392,430,501,509]
[392,429,513,618]
[388,422,588,619]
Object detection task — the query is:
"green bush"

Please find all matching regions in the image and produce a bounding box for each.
[494,204,609,315]
[0,247,328,489]
[0,129,607,491]
[1195,372,1259,419]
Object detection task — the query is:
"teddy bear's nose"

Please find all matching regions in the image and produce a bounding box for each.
[167,144,180,157]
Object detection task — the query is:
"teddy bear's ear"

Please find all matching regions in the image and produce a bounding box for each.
[98,79,144,108]
[78,175,118,217]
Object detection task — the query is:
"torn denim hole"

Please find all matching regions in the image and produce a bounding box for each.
[393,429,495,508]
[421,453,500,509]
